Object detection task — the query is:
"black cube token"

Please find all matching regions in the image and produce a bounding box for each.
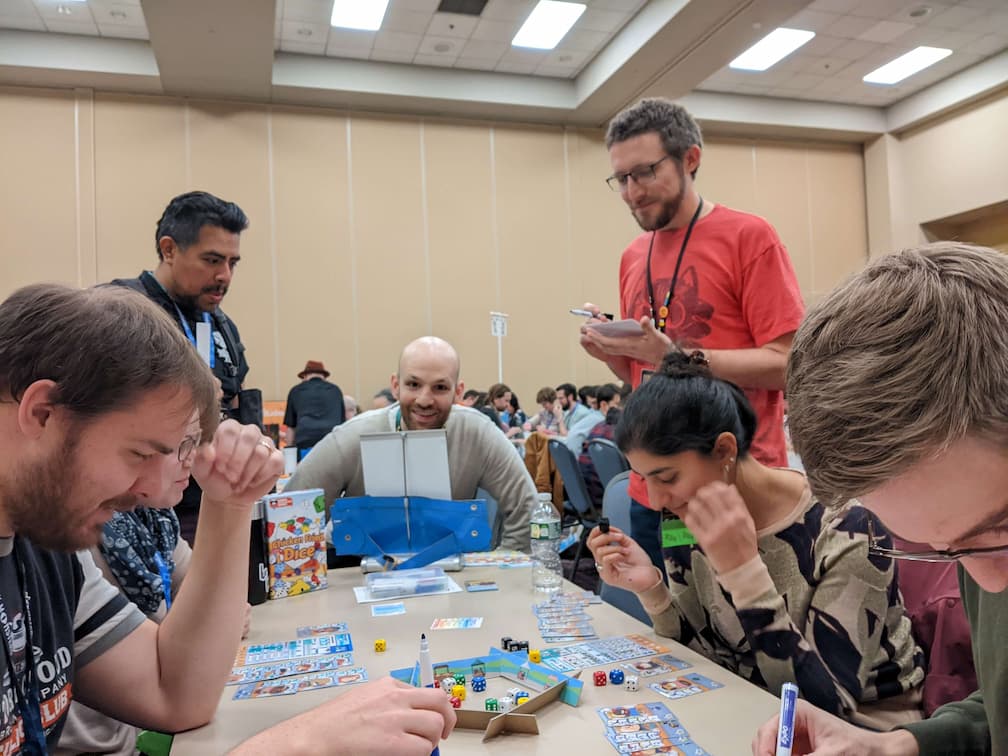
[599,518,610,534]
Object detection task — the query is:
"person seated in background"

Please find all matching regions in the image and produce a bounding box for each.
[576,385,624,508]
[588,350,925,728]
[287,337,533,553]
[283,360,346,459]
[460,388,482,407]
[556,382,592,427]
[508,393,528,432]
[488,382,523,439]
[343,394,359,420]
[525,386,564,436]
[372,387,396,409]
[565,382,621,455]
[579,384,598,410]
[59,408,253,754]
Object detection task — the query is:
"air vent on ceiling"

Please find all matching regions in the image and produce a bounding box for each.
[437,0,489,16]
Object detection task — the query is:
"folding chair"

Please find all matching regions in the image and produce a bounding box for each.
[598,471,652,625]
[547,439,601,580]
[588,438,630,491]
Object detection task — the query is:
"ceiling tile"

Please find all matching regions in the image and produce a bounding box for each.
[34,0,94,22]
[369,48,415,63]
[849,0,913,20]
[98,23,147,39]
[414,52,458,66]
[281,20,328,43]
[542,47,589,67]
[417,33,463,56]
[591,0,646,11]
[782,72,830,90]
[280,38,326,54]
[498,46,548,65]
[857,20,913,43]
[800,54,853,77]
[888,2,954,25]
[43,18,99,35]
[828,15,881,39]
[397,0,441,11]
[960,10,1008,36]
[4,0,39,15]
[427,11,477,38]
[374,30,422,52]
[927,4,989,29]
[460,38,507,59]
[481,0,535,21]
[535,63,578,78]
[283,0,331,25]
[471,17,515,41]
[495,59,537,74]
[785,10,841,33]
[455,56,499,70]
[969,33,1008,56]
[383,8,433,33]
[831,38,878,59]
[88,2,145,27]
[959,0,1008,9]
[326,28,376,53]
[801,33,848,56]
[808,0,857,12]
[563,27,609,51]
[0,14,44,31]
[578,8,627,32]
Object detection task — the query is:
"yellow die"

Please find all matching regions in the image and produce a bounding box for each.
[374,639,386,652]
[516,695,530,706]
[452,684,466,701]
[529,649,542,664]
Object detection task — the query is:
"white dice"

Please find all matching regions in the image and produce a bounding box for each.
[624,675,639,692]
[499,694,515,713]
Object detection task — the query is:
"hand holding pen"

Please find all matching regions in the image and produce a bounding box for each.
[570,303,614,321]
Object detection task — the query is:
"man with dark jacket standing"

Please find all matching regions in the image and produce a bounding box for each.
[109,190,250,544]
[284,360,345,458]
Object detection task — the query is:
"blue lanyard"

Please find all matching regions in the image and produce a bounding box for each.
[152,551,173,611]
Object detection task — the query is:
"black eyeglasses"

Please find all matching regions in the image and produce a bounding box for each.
[606,156,671,192]
[178,435,200,463]
[867,517,1008,562]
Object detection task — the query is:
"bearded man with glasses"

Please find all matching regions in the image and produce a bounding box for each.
[752,242,1008,755]
[579,97,805,575]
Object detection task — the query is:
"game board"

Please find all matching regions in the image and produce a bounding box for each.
[538,635,672,674]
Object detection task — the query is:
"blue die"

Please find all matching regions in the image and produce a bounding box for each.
[609,669,625,684]
[472,677,487,692]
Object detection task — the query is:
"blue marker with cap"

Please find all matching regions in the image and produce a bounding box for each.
[775,682,799,756]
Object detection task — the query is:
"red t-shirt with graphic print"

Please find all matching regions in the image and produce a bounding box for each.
[619,204,805,506]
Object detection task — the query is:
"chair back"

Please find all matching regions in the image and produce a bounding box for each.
[548,439,597,519]
[588,438,630,491]
[599,471,651,625]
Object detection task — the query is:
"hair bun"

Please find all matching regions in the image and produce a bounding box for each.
[659,349,712,380]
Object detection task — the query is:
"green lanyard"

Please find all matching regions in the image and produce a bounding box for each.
[661,517,698,548]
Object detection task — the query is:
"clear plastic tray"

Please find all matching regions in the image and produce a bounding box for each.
[364,567,451,599]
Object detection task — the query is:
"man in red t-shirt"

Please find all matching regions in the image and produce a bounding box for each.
[580,98,804,560]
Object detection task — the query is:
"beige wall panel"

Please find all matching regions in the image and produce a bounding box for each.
[751,144,814,297]
[349,116,427,399]
[0,87,78,297]
[93,94,188,283]
[807,146,867,300]
[567,128,641,392]
[185,102,276,396]
[698,140,757,216]
[422,122,499,393]
[899,92,1008,227]
[957,215,1008,253]
[270,107,355,400]
[493,125,572,408]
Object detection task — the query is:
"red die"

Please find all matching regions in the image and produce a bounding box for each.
[593,671,607,686]
[449,696,462,709]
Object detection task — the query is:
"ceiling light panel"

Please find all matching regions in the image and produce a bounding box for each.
[729,27,816,72]
[512,1,586,50]
[863,46,952,85]
[331,0,389,31]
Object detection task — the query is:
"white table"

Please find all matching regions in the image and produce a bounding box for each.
[172,566,778,754]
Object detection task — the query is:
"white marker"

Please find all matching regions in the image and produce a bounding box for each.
[776,682,799,756]
[419,633,435,688]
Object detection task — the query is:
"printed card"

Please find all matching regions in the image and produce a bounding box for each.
[227,652,355,685]
[597,702,678,728]
[371,602,407,617]
[464,580,499,592]
[430,617,484,630]
[622,654,691,677]
[296,622,348,638]
[648,673,724,700]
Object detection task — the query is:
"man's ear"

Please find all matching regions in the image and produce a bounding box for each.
[684,145,702,177]
[16,380,61,439]
[454,380,465,403]
[389,374,399,400]
[159,236,178,262]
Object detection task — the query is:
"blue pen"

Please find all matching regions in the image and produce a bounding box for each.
[776,682,799,756]
[152,551,173,610]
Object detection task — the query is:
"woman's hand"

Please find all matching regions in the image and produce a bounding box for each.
[682,482,759,575]
[587,525,662,593]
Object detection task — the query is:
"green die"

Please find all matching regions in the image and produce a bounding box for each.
[485,698,498,712]
[454,672,466,685]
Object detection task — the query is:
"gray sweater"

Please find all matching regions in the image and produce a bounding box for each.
[288,404,533,552]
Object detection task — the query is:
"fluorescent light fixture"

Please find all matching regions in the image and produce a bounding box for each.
[330,0,389,31]
[729,27,815,71]
[512,1,586,50]
[863,46,952,85]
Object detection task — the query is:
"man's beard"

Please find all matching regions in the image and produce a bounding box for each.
[0,432,137,551]
[632,162,687,232]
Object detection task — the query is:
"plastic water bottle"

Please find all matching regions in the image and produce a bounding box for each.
[530,493,562,594]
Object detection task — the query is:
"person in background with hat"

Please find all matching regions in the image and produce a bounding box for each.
[284,360,346,460]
